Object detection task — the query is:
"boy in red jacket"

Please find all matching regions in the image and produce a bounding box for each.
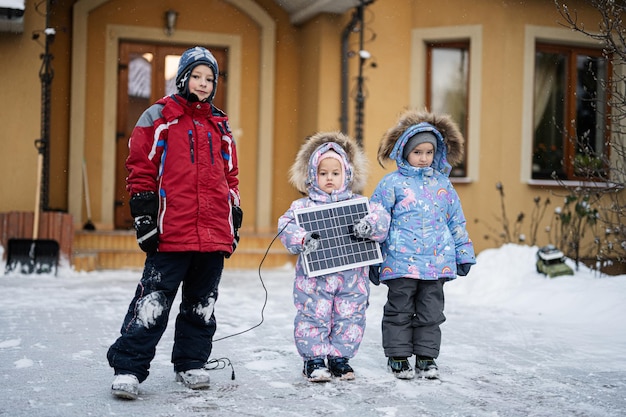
[107,46,241,399]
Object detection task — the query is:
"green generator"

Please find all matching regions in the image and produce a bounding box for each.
[536,245,574,278]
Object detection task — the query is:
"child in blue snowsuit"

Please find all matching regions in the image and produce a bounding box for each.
[371,109,476,380]
[278,131,390,382]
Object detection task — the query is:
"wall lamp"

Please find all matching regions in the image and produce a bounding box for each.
[165,9,178,36]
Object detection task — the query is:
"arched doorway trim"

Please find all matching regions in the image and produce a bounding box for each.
[103,25,242,228]
[69,0,275,231]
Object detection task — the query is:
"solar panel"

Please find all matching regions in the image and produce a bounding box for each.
[294,197,383,277]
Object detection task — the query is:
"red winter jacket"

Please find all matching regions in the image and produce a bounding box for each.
[126,95,240,254]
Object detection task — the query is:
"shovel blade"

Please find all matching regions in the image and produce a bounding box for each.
[5,238,60,275]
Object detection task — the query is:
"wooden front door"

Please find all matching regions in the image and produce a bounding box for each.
[114,42,228,229]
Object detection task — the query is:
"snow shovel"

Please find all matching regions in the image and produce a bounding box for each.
[5,150,60,275]
[82,158,96,230]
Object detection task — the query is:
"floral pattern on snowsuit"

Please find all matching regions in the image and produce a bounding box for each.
[371,122,475,281]
[279,140,390,360]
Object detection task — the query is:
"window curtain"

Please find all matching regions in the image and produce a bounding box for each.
[534,54,557,130]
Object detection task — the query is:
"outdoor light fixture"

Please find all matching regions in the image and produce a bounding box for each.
[165,9,178,36]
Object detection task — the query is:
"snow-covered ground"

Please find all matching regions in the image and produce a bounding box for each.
[1,244,625,417]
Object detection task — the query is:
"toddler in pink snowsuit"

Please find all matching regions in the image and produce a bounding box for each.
[278,131,390,382]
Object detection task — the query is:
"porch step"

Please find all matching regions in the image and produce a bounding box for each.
[72,230,296,272]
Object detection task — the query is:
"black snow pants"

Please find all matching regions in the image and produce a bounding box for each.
[107,251,223,382]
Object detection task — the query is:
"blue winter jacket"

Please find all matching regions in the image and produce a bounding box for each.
[371,122,475,281]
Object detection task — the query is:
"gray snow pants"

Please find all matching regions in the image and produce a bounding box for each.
[381,278,446,359]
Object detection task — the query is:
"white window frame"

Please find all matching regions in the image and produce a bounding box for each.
[411,25,482,182]
[521,25,606,186]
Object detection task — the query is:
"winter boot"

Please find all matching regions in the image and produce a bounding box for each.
[387,357,415,380]
[303,358,332,382]
[416,356,439,379]
[328,357,355,381]
[111,374,139,400]
[176,368,211,389]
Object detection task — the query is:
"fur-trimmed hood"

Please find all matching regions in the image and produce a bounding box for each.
[377,109,464,177]
[289,131,368,197]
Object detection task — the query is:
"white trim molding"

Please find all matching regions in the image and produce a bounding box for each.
[411,25,483,182]
[70,0,275,231]
[521,25,604,184]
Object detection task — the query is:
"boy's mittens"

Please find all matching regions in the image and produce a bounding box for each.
[134,215,159,253]
[226,206,243,258]
[302,232,321,255]
[232,206,243,230]
[369,264,381,285]
[457,263,472,276]
[353,220,373,239]
[129,191,158,218]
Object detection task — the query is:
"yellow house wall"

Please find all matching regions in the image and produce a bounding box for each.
[360,0,414,193]
[354,0,605,254]
[0,0,47,211]
[0,0,615,257]
[268,8,301,231]
[371,0,605,254]
[270,14,349,224]
[421,0,603,253]
[299,14,343,133]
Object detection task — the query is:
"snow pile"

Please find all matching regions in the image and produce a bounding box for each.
[0,244,625,417]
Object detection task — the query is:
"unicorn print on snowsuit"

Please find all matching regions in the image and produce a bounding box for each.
[370,109,476,381]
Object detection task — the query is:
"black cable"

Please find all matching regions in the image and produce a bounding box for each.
[204,357,236,380]
[205,220,293,380]
[213,219,292,342]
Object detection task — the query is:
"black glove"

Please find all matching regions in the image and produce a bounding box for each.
[129,191,158,218]
[226,206,243,259]
[302,232,321,255]
[232,206,243,230]
[129,192,159,253]
[457,263,472,276]
[134,215,159,253]
[369,264,381,286]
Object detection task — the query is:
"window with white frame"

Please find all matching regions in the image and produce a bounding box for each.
[532,43,610,180]
[426,41,469,177]
[412,25,481,182]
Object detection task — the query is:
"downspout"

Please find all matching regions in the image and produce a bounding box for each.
[353,2,365,146]
[340,0,375,145]
[35,0,55,211]
[340,9,359,135]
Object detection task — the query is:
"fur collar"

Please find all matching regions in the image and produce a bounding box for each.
[289,131,368,194]
[377,109,464,169]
